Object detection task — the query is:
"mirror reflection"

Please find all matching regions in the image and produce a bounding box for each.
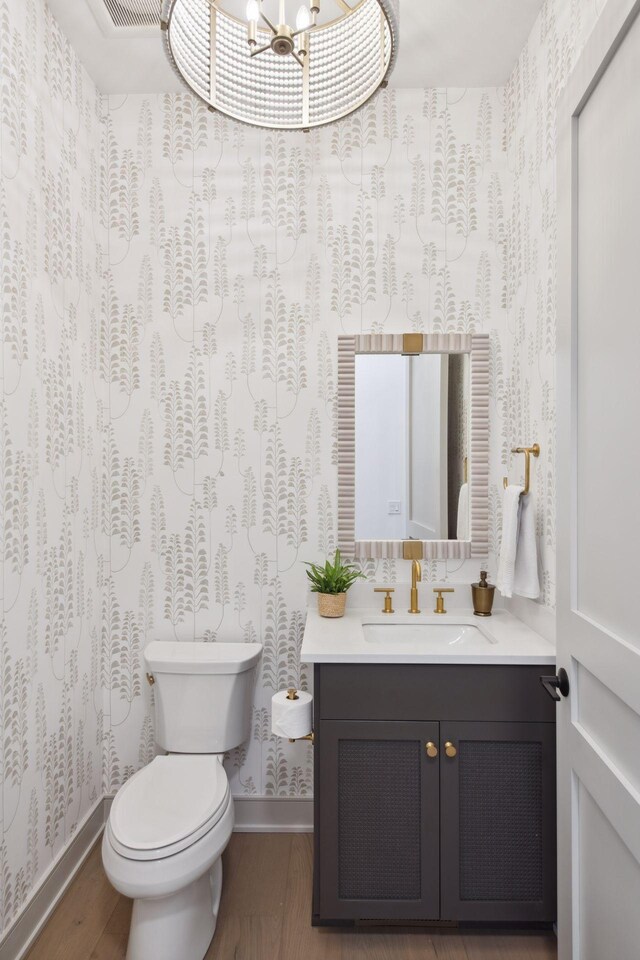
[354,352,470,542]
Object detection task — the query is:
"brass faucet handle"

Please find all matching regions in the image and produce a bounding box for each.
[374,587,395,614]
[433,587,454,615]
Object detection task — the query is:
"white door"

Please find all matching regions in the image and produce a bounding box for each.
[557,1,640,957]
[407,354,448,540]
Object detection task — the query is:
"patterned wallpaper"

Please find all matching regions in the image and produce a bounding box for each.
[503,0,605,609]
[102,86,508,800]
[0,0,609,940]
[1,0,104,937]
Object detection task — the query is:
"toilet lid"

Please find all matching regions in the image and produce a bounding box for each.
[109,755,229,860]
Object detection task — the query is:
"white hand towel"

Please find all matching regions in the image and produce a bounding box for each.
[456,482,470,540]
[496,484,524,598]
[513,492,540,600]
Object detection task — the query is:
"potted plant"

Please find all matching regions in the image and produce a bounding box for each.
[304,549,366,618]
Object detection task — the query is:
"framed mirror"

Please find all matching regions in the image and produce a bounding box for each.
[337,333,489,560]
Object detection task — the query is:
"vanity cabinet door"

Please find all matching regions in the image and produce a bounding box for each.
[318,720,440,921]
[440,721,556,923]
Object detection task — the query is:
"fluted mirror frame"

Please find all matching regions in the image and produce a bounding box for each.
[337,333,490,561]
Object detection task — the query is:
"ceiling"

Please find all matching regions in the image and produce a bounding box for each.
[48,0,545,93]
[392,1,544,88]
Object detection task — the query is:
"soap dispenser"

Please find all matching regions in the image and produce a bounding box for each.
[471,570,495,617]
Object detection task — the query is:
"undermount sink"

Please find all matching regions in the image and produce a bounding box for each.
[362,621,496,650]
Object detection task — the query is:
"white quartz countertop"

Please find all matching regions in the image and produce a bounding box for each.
[301,605,556,665]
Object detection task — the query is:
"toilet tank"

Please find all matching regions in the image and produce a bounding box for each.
[144,641,262,753]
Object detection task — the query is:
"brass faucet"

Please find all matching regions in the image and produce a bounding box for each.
[409,559,422,614]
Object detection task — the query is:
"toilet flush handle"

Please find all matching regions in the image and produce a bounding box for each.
[146,672,155,686]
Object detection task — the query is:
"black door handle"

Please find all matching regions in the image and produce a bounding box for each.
[540,667,570,701]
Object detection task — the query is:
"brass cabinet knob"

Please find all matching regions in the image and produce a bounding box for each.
[444,741,457,758]
[425,741,438,758]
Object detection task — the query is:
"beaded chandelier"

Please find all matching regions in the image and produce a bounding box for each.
[161,0,399,130]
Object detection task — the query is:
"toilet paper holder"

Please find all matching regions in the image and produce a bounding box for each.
[285,688,315,744]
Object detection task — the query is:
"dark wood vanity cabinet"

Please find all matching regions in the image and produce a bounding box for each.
[318,720,441,921]
[439,719,556,923]
[313,664,557,926]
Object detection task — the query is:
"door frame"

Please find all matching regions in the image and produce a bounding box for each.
[557,1,640,955]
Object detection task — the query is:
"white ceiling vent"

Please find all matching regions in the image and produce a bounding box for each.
[102,0,161,28]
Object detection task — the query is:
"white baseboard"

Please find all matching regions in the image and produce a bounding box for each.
[0,797,107,960]
[233,796,313,833]
[0,793,313,959]
[102,793,314,833]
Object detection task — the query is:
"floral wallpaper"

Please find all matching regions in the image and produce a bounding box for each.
[0,0,610,941]
[503,0,605,609]
[102,86,510,801]
[1,0,104,937]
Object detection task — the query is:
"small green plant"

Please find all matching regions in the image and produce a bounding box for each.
[303,549,366,595]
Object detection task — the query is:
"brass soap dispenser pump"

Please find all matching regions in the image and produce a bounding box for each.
[471,570,495,617]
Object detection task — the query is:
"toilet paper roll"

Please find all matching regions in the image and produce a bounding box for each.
[271,689,313,740]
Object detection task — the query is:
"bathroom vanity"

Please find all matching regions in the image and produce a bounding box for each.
[301,608,557,927]
[309,330,558,926]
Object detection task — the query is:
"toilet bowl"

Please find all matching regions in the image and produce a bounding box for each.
[101,640,262,960]
[102,754,233,960]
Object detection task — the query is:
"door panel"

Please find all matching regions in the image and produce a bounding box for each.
[318,720,439,920]
[440,722,556,922]
[578,782,640,960]
[576,663,640,795]
[575,7,640,648]
[557,2,640,956]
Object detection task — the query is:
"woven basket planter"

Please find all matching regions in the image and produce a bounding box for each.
[317,593,347,618]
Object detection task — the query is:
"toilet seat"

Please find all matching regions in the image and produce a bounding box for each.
[109,755,229,862]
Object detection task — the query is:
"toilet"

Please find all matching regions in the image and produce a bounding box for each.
[102,640,262,960]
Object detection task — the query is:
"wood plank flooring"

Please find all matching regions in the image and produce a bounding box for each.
[25,834,557,960]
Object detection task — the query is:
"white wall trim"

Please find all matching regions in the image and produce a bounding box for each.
[232,797,314,833]
[0,797,107,960]
[104,793,313,833]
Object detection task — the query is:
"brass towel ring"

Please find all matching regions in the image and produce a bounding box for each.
[503,443,540,496]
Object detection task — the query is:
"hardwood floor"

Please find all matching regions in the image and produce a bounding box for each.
[25,834,557,960]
